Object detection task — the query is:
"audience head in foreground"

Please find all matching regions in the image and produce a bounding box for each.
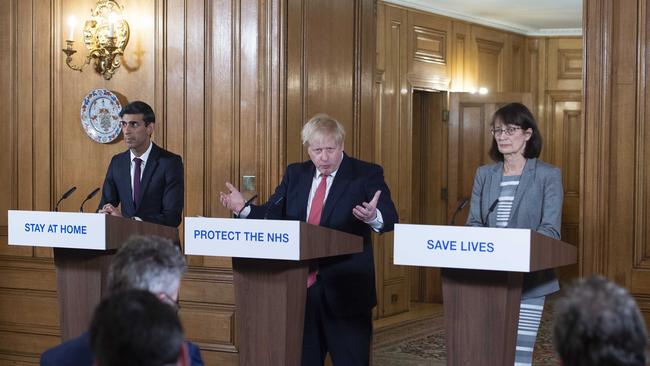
[553,275,648,366]
[90,289,188,366]
[107,235,187,308]
[40,235,203,366]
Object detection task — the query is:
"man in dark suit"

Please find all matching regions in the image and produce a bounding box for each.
[98,101,183,227]
[220,113,398,366]
[40,235,204,366]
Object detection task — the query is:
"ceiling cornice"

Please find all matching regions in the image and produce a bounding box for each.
[383,0,583,37]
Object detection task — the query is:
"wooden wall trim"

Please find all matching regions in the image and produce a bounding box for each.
[635,0,650,271]
[582,0,612,275]
[260,0,286,199]
[154,0,165,146]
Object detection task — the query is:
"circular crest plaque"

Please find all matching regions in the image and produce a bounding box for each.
[80,89,122,143]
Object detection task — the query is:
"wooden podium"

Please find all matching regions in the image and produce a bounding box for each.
[8,210,179,341]
[394,224,577,366]
[185,217,363,366]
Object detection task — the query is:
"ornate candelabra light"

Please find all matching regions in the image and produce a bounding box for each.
[62,0,130,80]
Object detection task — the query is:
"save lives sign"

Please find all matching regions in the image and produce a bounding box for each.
[393,224,533,272]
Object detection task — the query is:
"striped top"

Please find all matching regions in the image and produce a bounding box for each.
[496,175,520,228]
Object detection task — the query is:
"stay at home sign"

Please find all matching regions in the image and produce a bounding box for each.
[8,210,106,249]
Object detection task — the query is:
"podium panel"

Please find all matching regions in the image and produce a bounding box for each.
[8,210,179,340]
[184,217,362,366]
[9,211,108,249]
[394,224,532,271]
[393,224,577,366]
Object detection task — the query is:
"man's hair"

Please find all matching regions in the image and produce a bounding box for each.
[488,102,542,161]
[90,289,184,366]
[553,276,648,366]
[107,235,187,297]
[301,113,345,146]
[119,101,156,124]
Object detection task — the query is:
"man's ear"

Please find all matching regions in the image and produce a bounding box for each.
[146,122,155,138]
[177,342,190,366]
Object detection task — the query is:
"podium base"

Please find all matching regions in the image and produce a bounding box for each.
[442,268,523,366]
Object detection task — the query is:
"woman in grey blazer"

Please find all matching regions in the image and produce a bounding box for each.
[466,102,563,366]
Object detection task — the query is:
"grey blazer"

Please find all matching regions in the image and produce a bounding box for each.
[467,158,563,298]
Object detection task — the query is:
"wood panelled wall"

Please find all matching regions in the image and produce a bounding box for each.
[583,0,650,325]
[528,37,583,281]
[0,0,374,364]
[0,0,595,362]
[375,1,583,316]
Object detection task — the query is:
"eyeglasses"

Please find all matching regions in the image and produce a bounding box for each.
[159,292,181,312]
[491,126,522,137]
[119,120,145,128]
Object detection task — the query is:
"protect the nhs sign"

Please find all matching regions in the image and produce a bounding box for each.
[8,210,106,249]
[185,217,300,260]
[394,224,532,272]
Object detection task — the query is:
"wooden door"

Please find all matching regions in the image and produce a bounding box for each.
[541,93,582,281]
[410,90,447,303]
[447,92,533,226]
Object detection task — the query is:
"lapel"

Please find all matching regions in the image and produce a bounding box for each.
[119,150,136,214]
[319,153,352,225]
[296,163,315,221]
[137,143,160,210]
[487,162,502,226]
[509,158,536,220]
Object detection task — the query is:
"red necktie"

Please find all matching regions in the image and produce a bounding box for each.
[307,175,328,225]
[307,175,328,287]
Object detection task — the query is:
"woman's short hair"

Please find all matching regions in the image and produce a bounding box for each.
[488,102,542,162]
[301,114,345,146]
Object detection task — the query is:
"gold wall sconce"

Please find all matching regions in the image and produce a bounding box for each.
[62,0,130,80]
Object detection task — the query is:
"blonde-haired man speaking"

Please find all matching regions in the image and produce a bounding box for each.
[221,114,398,366]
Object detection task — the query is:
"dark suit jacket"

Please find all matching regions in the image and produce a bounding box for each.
[97,143,184,227]
[40,332,204,366]
[248,153,398,316]
[466,158,563,298]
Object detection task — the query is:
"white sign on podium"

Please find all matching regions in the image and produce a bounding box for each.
[394,224,532,272]
[185,217,302,260]
[8,210,107,249]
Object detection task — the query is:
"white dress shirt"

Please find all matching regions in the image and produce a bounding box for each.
[128,142,153,221]
[129,142,153,194]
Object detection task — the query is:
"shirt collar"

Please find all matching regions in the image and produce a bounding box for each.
[130,142,153,164]
[314,169,338,179]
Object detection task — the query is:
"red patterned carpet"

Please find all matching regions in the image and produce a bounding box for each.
[373,300,559,365]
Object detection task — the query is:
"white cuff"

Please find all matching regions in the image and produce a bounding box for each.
[367,209,384,232]
[237,205,251,218]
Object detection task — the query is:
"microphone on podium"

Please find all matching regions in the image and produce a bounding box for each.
[483,199,499,227]
[264,196,285,219]
[54,186,77,212]
[450,198,469,226]
[79,188,100,212]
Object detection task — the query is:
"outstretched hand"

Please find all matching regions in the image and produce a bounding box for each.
[352,190,381,223]
[219,182,245,214]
